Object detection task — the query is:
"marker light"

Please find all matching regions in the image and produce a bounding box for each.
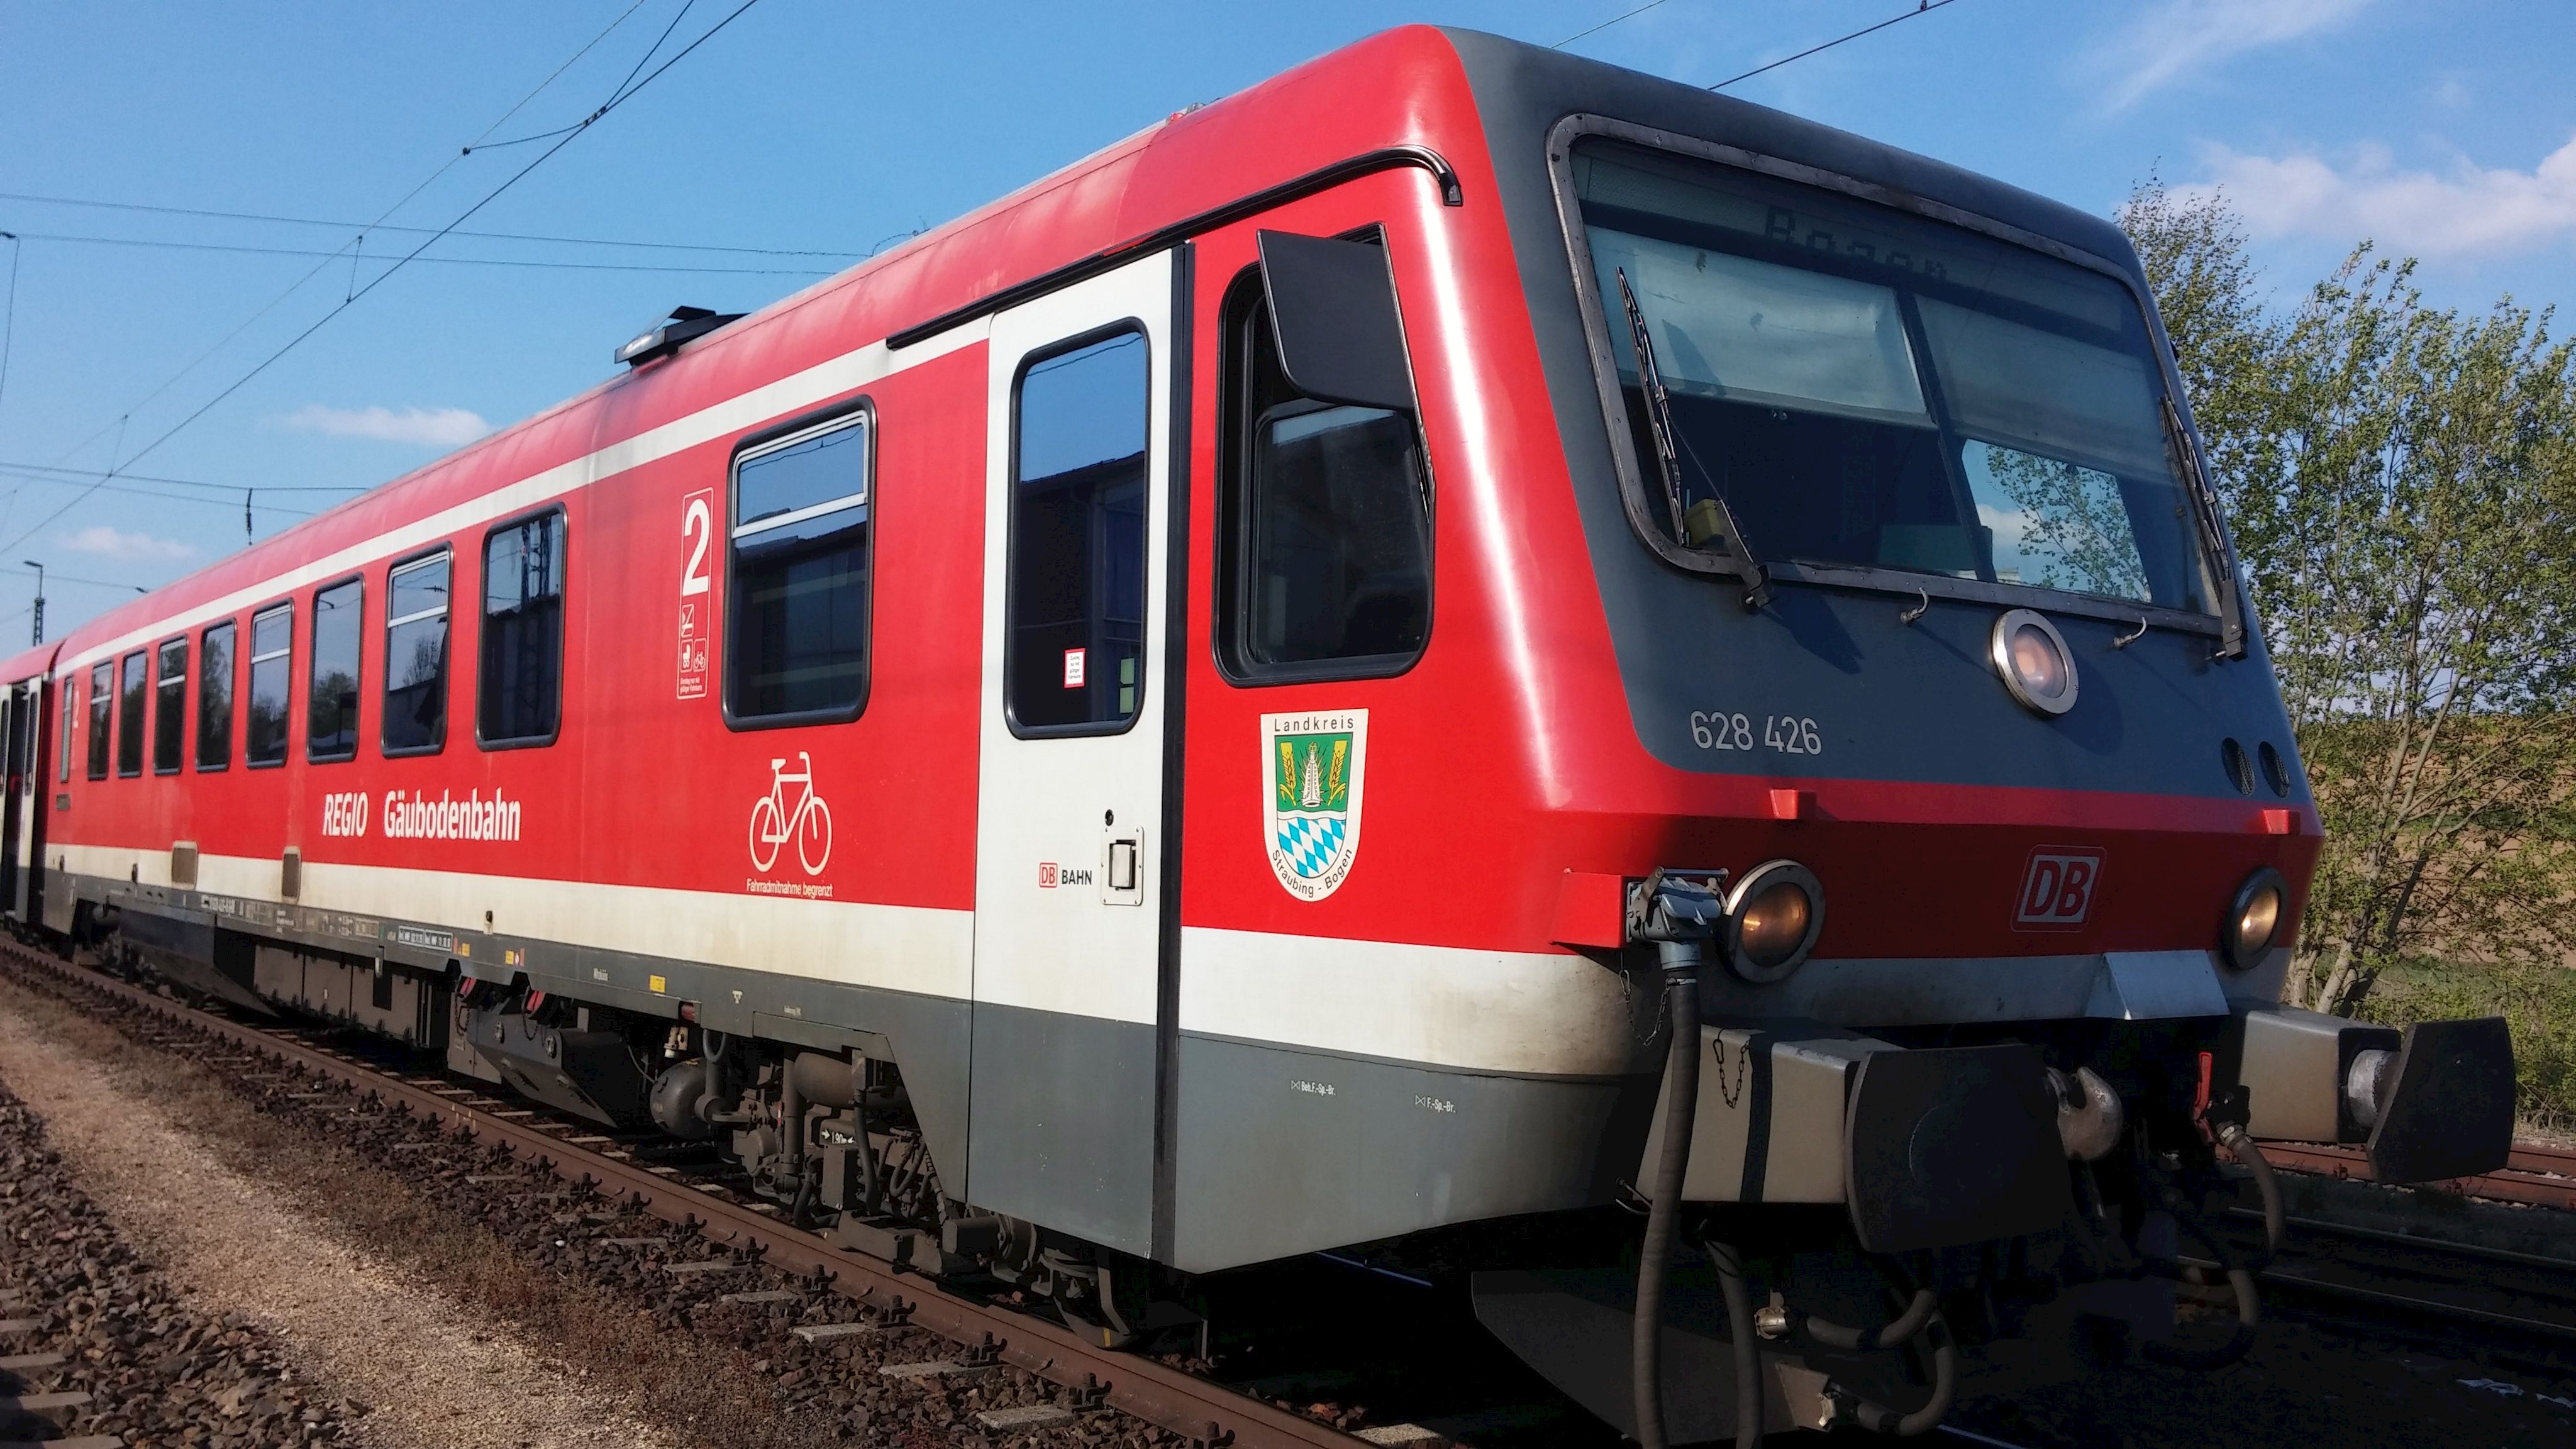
[1990,608,2077,716]
[2221,867,2287,971]
[1723,859,1826,984]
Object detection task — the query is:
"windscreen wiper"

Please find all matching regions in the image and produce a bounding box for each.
[2160,393,2246,657]
[1615,267,1769,608]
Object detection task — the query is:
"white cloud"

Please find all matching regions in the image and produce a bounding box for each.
[58,525,194,563]
[273,403,490,447]
[2186,134,2576,257]
[2092,0,2373,110]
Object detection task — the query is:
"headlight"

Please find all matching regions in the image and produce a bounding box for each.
[1990,608,2077,716]
[1724,860,1825,983]
[2221,867,2287,971]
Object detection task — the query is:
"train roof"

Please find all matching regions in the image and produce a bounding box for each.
[44,25,2142,674]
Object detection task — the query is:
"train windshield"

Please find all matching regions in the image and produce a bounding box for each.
[1570,140,2214,614]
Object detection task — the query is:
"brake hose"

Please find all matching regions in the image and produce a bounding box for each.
[1631,964,1701,1449]
[1628,870,1726,1449]
[1707,1239,1763,1447]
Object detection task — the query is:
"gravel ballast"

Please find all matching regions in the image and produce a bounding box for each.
[0,1069,357,1447]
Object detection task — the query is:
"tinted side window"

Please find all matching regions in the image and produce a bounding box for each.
[116,652,146,777]
[86,663,109,779]
[247,606,291,766]
[153,638,187,774]
[1219,272,1430,676]
[308,580,362,762]
[726,414,871,722]
[197,622,234,770]
[384,553,450,754]
[1007,331,1150,733]
[480,512,564,745]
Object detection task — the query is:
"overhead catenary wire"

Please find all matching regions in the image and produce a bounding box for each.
[0,460,362,494]
[0,192,862,260]
[1554,0,1674,48]
[0,231,18,437]
[1710,0,1964,90]
[1547,0,1967,89]
[0,0,771,564]
[3,231,833,277]
[20,0,658,498]
[0,470,325,521]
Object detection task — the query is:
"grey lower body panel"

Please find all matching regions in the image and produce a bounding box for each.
[965,1002,1159,1258]
[1170,1032,1648,1274]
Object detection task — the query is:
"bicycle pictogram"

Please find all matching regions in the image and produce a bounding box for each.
[748,752,833,876]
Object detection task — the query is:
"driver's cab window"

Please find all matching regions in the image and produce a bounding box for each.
[1216,242,1431,681]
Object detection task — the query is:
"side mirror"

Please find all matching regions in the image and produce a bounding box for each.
[1255,230,1418,414]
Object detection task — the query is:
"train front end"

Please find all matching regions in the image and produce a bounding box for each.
[1445,33,2521,1439]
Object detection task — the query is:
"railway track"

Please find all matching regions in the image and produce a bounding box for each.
[0,938,1397,1449]
[2258,1140,2576,1212]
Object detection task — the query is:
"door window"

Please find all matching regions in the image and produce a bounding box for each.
[1006,330,1150,733]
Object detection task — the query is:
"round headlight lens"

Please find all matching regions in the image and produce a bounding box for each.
[1990,608,2078,716]
[1738,880,1813,969]
[1723,860,1825,984]
[2221,867,2288,971]
[2009,625,2067,697]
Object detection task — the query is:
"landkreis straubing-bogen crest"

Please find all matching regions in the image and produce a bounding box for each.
[1261,710,1367,901]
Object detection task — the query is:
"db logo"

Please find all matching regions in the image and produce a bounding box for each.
[2016,847,2104,930]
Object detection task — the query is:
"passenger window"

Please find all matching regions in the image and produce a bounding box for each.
[60,674,74,782]
[308,580,363,762]
[116,652,146,777]
[726,411,870,723]
[153,638,187,774]
[197,622,235,770]
[1218,261,1430,678]
[1007,331,1149,733]
[85,663,109,780]
[480,511,564,746]
[247,606,292,766]
[384,552,450,754]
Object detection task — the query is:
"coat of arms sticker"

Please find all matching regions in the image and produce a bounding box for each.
[1261,710,1367,901]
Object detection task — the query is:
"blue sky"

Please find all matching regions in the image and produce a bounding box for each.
[2,0,2569,640]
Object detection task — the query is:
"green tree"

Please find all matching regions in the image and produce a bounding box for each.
[2121,181,2576,1016]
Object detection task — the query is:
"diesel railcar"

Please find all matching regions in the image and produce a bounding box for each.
[0,27,2515,1443]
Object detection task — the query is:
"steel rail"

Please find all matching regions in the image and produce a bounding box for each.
[2258,1141,2576,1213]
[3,941,1367,1449]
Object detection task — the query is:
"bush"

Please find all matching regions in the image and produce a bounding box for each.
[2357,958,2576,1136]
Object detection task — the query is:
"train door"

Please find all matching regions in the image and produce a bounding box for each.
[8,677,47,923]
[967,248,1184,1257]
[0,683,23,914]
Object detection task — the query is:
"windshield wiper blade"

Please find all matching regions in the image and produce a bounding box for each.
[1614,267,1768,608]
[2161,393,2246,657]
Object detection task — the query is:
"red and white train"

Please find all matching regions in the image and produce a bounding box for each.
[0,27,2512,1441]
